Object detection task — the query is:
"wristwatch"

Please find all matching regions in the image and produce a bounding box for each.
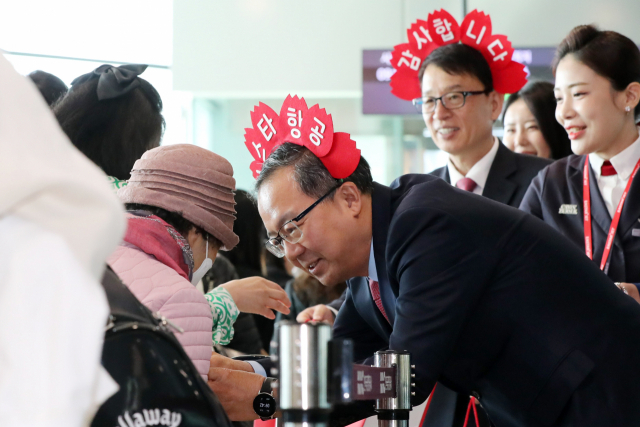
[253,377,277,421]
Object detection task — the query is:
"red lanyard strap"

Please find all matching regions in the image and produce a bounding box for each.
[583,155,640,272]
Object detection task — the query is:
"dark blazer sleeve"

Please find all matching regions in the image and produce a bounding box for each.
[518,167,548,219]
[326,289,346,312]
[387,205,496,403]
[333,287,389,363]
[330,287,381,427]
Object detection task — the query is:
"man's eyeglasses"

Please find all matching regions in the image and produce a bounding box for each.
[265,182,343,258]
[412,90,489,114]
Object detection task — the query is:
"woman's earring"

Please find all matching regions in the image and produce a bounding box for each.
[626,106,632,113]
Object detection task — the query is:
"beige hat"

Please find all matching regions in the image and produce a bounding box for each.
[118,144,240,250]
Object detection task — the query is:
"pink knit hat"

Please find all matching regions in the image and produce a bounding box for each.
[118,144,240,250]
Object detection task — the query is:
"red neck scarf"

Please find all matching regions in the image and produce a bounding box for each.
[123,212,193,281]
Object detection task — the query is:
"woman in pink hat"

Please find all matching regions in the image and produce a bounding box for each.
[108,144,291,380]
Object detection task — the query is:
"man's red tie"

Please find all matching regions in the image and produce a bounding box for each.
[601,160,617,177]
[456,177,478,192]
[369,278,390,324]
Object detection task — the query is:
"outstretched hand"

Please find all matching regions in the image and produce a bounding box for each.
[208,367,263,421]
[296,304,336,326]
[221,277,291,319]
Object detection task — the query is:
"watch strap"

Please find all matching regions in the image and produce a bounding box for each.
[260,377,276,395]
[254,377,277,420]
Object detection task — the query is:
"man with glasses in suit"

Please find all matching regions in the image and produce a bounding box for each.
[208,138,640,427]
[418,44,551,207]
[298,44,555,426]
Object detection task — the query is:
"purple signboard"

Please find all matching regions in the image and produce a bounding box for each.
[362,47,557,115]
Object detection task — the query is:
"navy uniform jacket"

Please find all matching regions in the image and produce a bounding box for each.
[430,141,552,208]
[520,154,640,283]
[332,174,640,427]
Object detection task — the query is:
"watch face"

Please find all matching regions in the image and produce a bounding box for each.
[253,393,276,417]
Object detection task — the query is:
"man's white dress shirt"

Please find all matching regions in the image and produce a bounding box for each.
[447,138,500,195]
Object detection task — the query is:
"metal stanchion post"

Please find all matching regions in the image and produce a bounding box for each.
[275,321,413,427]
[374,351,413,427]
[278,321,333,427]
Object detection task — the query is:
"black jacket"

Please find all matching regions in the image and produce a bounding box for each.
[429,142,552,208]
[427,144,552,426]
[332,175,640,427]
[520,154,640,283]
[327,144,550,315]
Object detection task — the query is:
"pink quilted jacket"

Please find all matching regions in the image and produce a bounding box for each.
[108,242,213,381]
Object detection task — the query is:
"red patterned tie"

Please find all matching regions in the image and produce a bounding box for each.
[369,278,390,324]
[601,160,617,177]
[456,177,478,192]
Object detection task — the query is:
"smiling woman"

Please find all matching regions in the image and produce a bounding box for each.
[553,27,640,157]
[502,81,572,160]
[520,24,640,300]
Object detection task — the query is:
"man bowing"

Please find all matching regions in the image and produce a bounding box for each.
[209,95,640,427]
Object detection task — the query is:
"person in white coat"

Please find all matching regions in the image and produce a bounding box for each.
[0,53,126,426]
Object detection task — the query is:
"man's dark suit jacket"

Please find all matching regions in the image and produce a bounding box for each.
[327,144,551,313]
[329,143,551,426]
[427,142,552,426]
[332,175,640,427]
[520,154,640,283]
[429,141,552,208]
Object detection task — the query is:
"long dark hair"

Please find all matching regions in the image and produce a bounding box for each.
[503,81,572,159]
[54,75,165,180]
[225,190,266,276]
[554,24,640,119]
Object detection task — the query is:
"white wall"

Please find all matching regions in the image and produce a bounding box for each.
[472,0,640,46]
[173,0,459,97]
[0,0,194,147]
[174,0,640,97]
[1,0,172,65]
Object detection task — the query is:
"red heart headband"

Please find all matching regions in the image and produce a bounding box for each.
[244,95,361,180]
[390,9,527,100]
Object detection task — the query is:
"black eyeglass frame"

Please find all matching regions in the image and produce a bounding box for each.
[265,181,344,257]
[412,90,490,113]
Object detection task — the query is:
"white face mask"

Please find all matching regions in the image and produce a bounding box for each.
[191,235,213,286]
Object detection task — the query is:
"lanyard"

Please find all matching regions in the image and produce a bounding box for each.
[583,155,640,273]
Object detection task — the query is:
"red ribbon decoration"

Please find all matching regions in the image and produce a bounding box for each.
[244,95,361,180]
[389,9,528,100]
[583,155,640,273]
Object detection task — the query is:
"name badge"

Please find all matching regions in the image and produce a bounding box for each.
[632,228,640,237]
[558,204,578,215]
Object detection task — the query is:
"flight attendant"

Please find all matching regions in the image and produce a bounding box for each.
[520,25,640,303]
[503,81,573,160]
